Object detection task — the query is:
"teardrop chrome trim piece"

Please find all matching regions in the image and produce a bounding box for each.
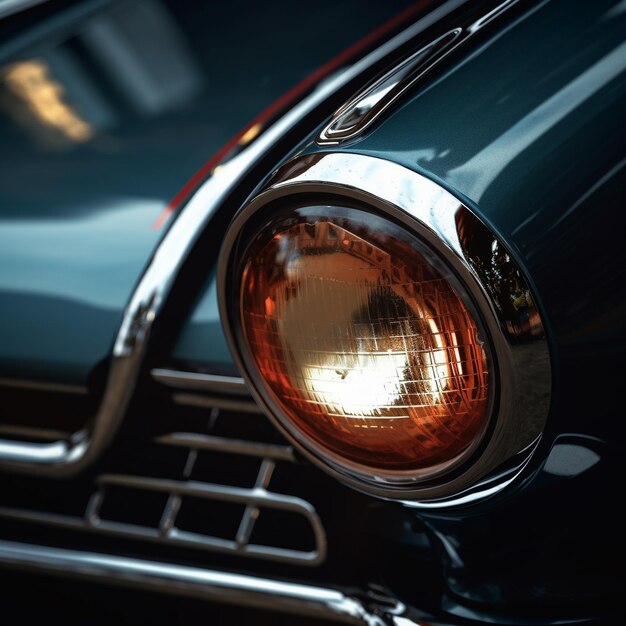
[317,0,522,144]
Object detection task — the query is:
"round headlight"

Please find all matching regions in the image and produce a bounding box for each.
[219,153,550,501]
[228,204,492,486]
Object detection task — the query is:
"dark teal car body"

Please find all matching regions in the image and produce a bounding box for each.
[0,0,624,623]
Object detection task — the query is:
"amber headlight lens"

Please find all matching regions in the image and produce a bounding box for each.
[231,204,492,487]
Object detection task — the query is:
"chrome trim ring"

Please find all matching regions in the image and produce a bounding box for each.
[218,152,551,501]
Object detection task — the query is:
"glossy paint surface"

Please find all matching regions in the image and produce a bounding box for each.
[172,272,235,374]
[0,0,413,385]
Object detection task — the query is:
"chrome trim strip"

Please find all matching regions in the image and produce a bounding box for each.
[217,152,551,503]
[0,540,418,625]
[318,0,522,144]
[151,368,247,396]
[155,432,295,462]
[468,0,521,33]
[0,0,468,474]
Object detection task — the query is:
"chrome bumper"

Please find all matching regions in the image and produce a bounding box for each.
[0,540,423,625]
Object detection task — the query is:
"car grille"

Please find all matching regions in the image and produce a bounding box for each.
[0,367,329,568]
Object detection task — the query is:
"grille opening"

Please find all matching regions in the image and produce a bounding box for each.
[150,403,216,436]
[105,443,189,480]
[98,486,170,528]
[190,450,260,488]
[250,508,317,552]
[0,385,94,434]
[175,497,246,540]
[1,476,93,517]
[211,409,283,445]
[270,461,333,500]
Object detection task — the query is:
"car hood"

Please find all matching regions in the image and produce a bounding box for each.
[0,0,408,386]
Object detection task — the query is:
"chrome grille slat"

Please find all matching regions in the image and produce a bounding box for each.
[155,432,295,462]
[152,368,248,396]
[97,475,316,513]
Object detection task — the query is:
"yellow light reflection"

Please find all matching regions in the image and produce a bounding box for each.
[238,122,262,146]
[3,59,94,142]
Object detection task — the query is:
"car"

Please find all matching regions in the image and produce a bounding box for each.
[1,0,624,624]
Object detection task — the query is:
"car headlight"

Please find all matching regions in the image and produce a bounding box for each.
[219,152,550,501]
[236,204,491,479]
